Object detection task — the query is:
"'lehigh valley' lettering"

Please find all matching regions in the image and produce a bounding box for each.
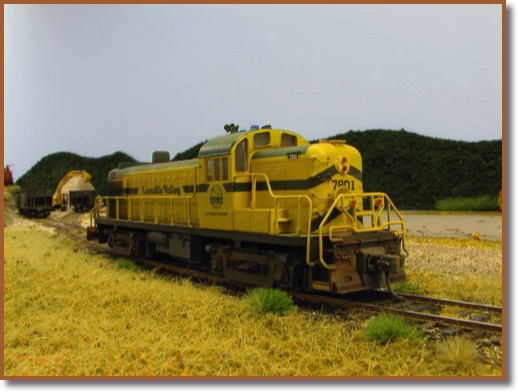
[141,185,181,195]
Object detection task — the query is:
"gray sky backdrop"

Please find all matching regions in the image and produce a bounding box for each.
[5,4,502,179]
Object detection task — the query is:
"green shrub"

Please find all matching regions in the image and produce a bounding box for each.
[435,195,499,211]
[115,258,138,271]
[242,287,295,315]
[364,314,423,343]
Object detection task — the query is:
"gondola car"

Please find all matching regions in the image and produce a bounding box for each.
[16,187,53,218]
[69,190,97,212]
[88,127,408,294]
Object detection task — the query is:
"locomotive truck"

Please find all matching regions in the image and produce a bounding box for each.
[88,127,408,294]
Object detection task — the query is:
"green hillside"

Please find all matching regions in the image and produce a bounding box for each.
[16,151,137,196]
[325,129,501,209]
[16,129,502,210]
[172,141,206,161]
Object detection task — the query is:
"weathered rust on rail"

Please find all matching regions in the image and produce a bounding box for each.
[291,292,502,333]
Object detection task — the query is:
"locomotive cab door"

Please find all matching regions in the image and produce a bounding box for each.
[232,137,251,210]
[231,137,271,233]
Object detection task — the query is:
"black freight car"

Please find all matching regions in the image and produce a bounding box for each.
[69,190,97,212]
[15,188,53,218]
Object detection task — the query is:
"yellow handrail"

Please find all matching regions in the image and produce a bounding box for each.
[90,194,197,227]
[317,192,408,270]
[234,172,314,266]
[89,195,104,227]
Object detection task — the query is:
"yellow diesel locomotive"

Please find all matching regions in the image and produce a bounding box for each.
[89,127,408,294]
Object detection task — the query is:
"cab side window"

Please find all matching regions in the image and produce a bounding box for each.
[235,139,248,172]
[214,158,221,181]
[207,160,213,182]
[207,157,230,181]
[281,133,297,147]
[254,132,270,148]
[222,157,229,181]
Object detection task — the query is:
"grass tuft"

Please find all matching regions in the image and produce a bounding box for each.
[363,314,424,344]
[436,337,481,373]
[242,287,295,315]
[392,280,424,295]
[115,258,138,271]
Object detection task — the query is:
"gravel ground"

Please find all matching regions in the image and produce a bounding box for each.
[405,241,502,277]
[401,211,502,277]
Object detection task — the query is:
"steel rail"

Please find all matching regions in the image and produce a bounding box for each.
[291,292,502,333]
[395,292,502,313]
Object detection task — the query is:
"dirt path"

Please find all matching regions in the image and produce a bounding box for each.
[402,212,502,241]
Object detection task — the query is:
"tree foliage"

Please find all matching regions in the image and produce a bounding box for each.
[16,151,136,196]
[323,129,502,210]
[16,129,502,210]
[171,141,205,161]
[4,166,14,185]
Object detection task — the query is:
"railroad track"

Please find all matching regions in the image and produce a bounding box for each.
[135,259,503,334]
[53,211,85,231]
[43,215,503,334]
[41,212,109,253]
[291,291,502,334]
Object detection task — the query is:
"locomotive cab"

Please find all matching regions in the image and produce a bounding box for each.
[197,129,309,233]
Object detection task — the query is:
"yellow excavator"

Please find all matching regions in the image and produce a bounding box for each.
[52,170,92,210]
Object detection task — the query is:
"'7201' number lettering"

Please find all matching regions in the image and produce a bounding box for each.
[332,179,355,191]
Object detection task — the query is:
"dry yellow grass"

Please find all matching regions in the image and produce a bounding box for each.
[436,337,482,374]
[3,222,503,377]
